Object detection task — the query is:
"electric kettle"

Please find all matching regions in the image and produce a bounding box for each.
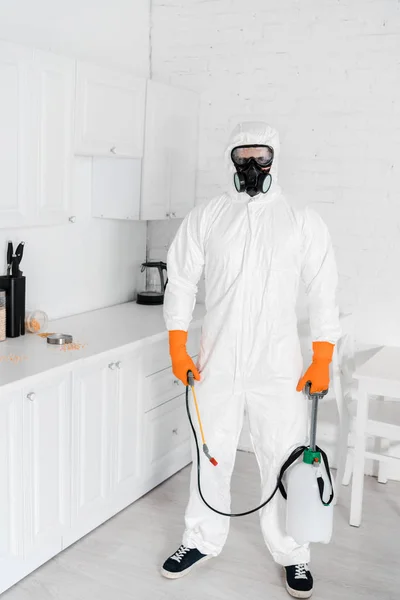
[137,261,168,305]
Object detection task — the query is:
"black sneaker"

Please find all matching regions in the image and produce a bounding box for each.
[284,564,313,598]
[161,545,211,579]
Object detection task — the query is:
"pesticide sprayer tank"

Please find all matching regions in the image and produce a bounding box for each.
[286,457,333,545]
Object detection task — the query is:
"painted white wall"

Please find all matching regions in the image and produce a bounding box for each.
[0,0,150,74]
[149,0,400,348]
[0,0,150,319]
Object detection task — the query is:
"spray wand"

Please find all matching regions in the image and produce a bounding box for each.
[187,371,218,466]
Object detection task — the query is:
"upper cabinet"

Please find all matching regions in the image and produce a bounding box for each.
[0,41,199,229]
[0,42,33,228]
[31,51,75,225]
[141,80,199,221]
[74,63,146,158]
[0,44,75,228]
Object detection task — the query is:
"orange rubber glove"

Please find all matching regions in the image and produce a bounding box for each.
[297,341,334,394]
[169,330,200,386]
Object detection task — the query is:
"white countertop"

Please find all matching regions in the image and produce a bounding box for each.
[0,302,206,391]
[0,302,352,392]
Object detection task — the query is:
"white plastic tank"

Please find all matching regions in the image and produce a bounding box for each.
[286,450,334,545]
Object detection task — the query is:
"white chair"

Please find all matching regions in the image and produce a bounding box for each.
[347,346,400,527]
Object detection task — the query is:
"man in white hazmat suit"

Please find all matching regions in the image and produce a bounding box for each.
[161,121,341,598]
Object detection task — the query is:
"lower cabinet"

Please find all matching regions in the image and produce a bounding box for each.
[112,348,143,509]
[22,373,71,561]
[0,323,200,593]
[65,347,142,547]
[0,389,24,594]
[66,356,116,546]
[0,372,71,594]
[143,395,191,491]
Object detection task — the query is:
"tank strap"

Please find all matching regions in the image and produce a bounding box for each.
[277,445,335,507]
[277,446,308,500]
[316,446,335,506]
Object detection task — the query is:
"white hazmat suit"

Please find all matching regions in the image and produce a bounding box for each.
[164,122,341,566]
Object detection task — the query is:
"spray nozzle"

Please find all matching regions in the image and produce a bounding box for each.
[203,444,218,467]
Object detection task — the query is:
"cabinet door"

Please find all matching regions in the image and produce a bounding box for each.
[31,51,75,225]
[0,42,33,228]
[111,349,142,508]
[0,389,24,592]
[68,356,116,544]
[92,157,141,220]
[75,62,146,157]
[141,81,199,220]
[22,372,71,562]
[143,396,191,491]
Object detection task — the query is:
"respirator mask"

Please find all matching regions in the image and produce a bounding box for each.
[231,144,274,197]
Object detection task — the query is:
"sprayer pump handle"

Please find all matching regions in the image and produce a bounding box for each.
[305,381,328,400]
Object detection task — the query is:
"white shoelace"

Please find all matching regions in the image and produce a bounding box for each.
[295,564,308,580]
[171,545,191,564]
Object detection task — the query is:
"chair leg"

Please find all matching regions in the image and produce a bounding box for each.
[377,395,389,484]
[350,386,369,527]
[342,448,353,486]
[378,438,389,484]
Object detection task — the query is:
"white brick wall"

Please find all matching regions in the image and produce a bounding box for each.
[149,0,400,347]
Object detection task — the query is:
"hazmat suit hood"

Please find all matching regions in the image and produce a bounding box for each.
[225,121,282,200]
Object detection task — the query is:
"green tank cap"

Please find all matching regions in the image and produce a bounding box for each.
[303,448,322,464]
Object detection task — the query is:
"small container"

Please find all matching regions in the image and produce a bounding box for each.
[0,290,6,342]
[47,333,73,345]
[25,309,48,334]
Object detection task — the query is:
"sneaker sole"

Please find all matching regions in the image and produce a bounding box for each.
[161,555,213,580]
[285,581,313,599]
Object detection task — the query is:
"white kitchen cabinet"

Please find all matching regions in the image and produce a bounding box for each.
[0,43,75,229]
[143,395,191,490]
[67,347,142,545]
[75,62,146,158]
[92,157,141,220]
[111,349,142,508]
[68,356,116,544]
[31,50,75,225]
[22,372,71,562]
[140,80,199,221]
[0,42,33,228]
[0,389,24,593]
[0,302,204,594]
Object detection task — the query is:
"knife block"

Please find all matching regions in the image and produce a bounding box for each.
[0,276,26,337]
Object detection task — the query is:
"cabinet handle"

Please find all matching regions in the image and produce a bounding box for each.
[166,212,170,218]
[173,379,180,386]
[27,392,36,402]
[172,428,178,435]
[171,212,176,218]
[108,362,116,370]
[110,146,117,154]
[115,361,122,369]
[69,216,76,223]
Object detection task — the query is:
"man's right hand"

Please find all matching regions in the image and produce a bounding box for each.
[169,330,200,386]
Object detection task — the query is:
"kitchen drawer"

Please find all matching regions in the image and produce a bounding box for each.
[144,365,192,412]
[143,326,201,376]
[144,396,190,475]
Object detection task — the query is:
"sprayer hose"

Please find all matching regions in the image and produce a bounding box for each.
[186,383,286,517]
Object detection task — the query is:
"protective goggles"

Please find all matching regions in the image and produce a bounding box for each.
[231,144,274,168]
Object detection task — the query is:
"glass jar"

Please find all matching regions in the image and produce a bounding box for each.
[25,309,48,334]
[0,290,6,342]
